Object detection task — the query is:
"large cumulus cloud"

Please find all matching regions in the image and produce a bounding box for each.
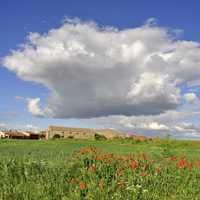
[2,19,200,118]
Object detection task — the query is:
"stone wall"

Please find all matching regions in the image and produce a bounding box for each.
[46,125,124,140]
[46,126,96,139]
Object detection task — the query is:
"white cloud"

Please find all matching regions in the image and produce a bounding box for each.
[174,122,200,136]
[27,98,45,117]
[87,104,200,138]
[2,18,200,120]
[143,122,170,131]
[91,113,173,132]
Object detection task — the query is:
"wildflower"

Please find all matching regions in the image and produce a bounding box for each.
[187,163,193,171]
[170,156,177,161]
[196,160,200,168]
[140,172,148,177]
[129,160,138,169]
[155,167,161,173]
[95,156,103,161]
[176,157,192,170]
[80,183,87,190]
[176,158,188,169]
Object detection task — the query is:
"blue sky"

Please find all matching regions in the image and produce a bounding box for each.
[1,0,200,138]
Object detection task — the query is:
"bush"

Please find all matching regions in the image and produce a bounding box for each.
[94,133,107,141]
[53,134,61,139]
[39,133,46,139]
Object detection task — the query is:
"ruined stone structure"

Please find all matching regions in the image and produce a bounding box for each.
[46,125,124,139]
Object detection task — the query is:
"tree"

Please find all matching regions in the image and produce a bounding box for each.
[94,133,107,141]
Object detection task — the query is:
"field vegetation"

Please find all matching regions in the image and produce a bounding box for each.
[1,138,200,199]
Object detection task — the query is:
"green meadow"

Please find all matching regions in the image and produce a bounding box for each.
[1,139,200,199]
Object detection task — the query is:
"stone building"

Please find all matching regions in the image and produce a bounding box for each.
[46,125,124,140]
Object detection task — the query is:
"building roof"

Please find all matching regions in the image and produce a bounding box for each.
[5,131,29,137]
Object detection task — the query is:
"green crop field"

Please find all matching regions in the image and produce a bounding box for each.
[1,138,200,200]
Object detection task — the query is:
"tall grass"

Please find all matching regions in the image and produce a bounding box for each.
[1,139,200,199]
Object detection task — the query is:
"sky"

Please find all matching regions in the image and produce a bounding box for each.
[1,0,200,139]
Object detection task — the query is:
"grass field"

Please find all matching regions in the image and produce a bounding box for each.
[1,138,200,199]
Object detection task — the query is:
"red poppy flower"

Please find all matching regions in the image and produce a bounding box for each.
[129,160,138,169]
[80,183,87,190]
[155,167,161,173]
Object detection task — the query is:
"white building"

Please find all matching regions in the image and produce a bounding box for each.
[0,131,5,138]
